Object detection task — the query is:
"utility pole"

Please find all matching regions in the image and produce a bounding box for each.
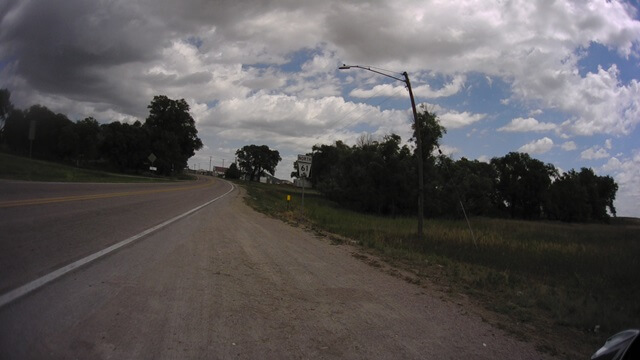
[209,156,212,173]
[404,71,424,239]
[339,65,425,242]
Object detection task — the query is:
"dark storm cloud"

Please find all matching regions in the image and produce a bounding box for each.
[0,0,170,107]
[0,0,319,112]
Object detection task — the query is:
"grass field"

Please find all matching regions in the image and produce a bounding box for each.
[0,152,191,182]
[241,181,640,358]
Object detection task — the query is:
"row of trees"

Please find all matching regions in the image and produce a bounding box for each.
[302,109,617,222]
[0,89,202,175]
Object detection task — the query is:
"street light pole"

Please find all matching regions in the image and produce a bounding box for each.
[339,64,425,242]
[403,72,425,240]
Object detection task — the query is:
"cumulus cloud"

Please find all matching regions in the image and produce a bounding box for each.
[518,137,554,154]
[437,145,459,157]
[201,93,411,151]
[438,111,486,130]
[349,75,466,99]
[581,146,610,160]
[602,156,623,172]
[421,103,486,130]
[498,117,557,132]
[476,155,490,163]
[3,0,639,134]
[561,141,577,151]
[553,65,640,136]
[599,150,640,217]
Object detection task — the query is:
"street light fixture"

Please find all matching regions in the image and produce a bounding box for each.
[339,64,425,242]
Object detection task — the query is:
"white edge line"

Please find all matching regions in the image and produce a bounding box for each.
[0,180,235,308]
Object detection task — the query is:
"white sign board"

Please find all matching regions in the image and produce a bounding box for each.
[298,162,311,178]
[298,155,312,163]
[297,154,312,178]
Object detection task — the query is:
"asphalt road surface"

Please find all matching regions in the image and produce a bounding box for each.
[0,177,556,359]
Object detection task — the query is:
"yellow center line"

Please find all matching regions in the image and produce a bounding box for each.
[0,178,215,208]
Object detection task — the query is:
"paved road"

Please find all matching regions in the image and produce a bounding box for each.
[0,177,229,294]
[0,179,556,359]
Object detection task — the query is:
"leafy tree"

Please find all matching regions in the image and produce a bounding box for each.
[2,108,28,153]
[435,157,496,218]
[4,105,74,159]
[224,162,241,179]
[144,95,203,175]
[546,168,618,222]
[236,145,281,181]
[595,173,618,219]
[0,88,13,139]
[411,106,446,217]
[291,160,300,179]
[375,134,415,215]
[57,122,80,160]
[75,117,102,162]
[491,152,557,219]
[100,121,149,172]
[311,140,351,190]
[311,135,415,215]
[547,170,591,222]
[577,168,617,220]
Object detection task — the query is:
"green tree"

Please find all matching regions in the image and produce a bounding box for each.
[546,168,618,222]
[435,157,497,218]
[310,135,415,215]
[311,140,353,205]
[100,121,149,172]
[3,108,28,153]
[0,88,13,140]
[577,168,618,221]
[75,117,102,162]
[411,106,446,217]
[236,145,281,181]
[10,105,74,160]
[547,170,591,222]
[224,162,241,179]
[144,95,203,175]
[491,152,557,219]
[56,118,102,164]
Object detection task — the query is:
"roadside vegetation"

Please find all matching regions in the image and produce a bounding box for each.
[0,152,192,183]
[240,180,640,358]
[0,89,202,177]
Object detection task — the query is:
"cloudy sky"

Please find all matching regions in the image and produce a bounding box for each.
[1,0,639,217]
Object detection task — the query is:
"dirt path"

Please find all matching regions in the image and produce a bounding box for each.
[0,186,557,359]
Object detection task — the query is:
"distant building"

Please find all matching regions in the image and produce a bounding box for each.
[259,173,288,185]
[213,166,228,177]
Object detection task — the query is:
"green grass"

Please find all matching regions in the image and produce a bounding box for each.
[0,152,190,183]
[240,181,640,358]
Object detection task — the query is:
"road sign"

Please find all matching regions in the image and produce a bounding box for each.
[148,153,157,163]
[297,154,312,178]
[298,162,311,178]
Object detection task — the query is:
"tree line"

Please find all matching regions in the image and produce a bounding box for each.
[0,89,202,176]
[305,108,618,223]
